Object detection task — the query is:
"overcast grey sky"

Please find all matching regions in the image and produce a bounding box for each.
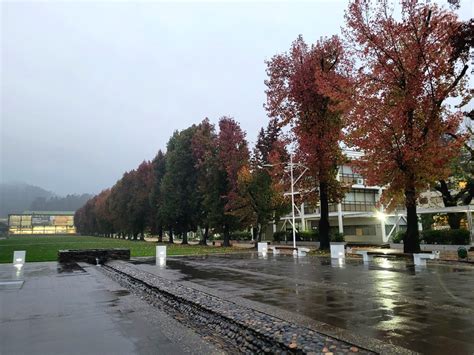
[1,0,471,196]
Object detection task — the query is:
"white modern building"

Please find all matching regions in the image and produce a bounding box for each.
[269,150,474,245]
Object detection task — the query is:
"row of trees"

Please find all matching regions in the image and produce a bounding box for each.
[75,118,290,246]
[77,0,471,252]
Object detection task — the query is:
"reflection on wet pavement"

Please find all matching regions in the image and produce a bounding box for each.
[132,253,474,354]
[0,262,191,355]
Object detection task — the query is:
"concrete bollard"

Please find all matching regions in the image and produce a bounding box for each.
[156,245,167,267]
[156,245,167,258]
[257,242,268,254]
[330,243,345,260]
[13,250,26,267]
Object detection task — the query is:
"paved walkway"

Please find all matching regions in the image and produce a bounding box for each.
[131,254,474,354]
[0,262,219,355]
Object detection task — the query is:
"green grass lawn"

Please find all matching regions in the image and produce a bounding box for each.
[0,235,244,263]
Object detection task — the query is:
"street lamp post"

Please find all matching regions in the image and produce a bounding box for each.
[289,153,297,249]
[264,153,307,251]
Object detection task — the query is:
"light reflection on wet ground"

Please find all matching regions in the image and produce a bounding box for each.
[132,253,474,354]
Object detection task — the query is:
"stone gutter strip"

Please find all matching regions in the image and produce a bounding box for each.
[105,260,374,354]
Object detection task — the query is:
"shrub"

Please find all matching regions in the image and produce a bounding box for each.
[273,231,287,242]
[330,232,345,243]
[450,229,471,245]
[458,247,468,259]
[421,229,469,245]
[298,230,319,241]
[273,230,319,242]
[392,231,405,243]
[230,231,252,241]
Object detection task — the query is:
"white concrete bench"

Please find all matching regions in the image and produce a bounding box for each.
[268,246,280,255]
[355,250,373,263]
[297,247,310,256]
[413,253,437,266]
[269,246,310,256]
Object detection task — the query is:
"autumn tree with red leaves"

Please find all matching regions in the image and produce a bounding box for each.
[93,189,113,235]
[128,161,153,238]
[344,0,470,252]
[217,117,250,247]
[231,119,290,242]
[265,35,349,249]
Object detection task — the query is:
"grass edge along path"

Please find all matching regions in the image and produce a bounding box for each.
[0,235,246,263]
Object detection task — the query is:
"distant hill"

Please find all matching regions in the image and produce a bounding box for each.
[0,182,92,217]
[0,183,54,217]
[30,194,93,212]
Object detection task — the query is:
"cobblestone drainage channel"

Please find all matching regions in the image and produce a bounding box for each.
[101,261,374,354]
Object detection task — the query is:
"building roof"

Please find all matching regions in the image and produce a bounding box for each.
[12,211,76,216]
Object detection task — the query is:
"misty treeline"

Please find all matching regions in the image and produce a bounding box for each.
[75,117,291,246]
[30,194,93,212]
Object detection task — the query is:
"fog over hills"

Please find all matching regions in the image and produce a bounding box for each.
[0,182,92,217]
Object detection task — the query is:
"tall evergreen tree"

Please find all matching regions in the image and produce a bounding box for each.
[232,119,290,242]
[160,126,200,244]
[192,118,221,245]
[149,150,166,242]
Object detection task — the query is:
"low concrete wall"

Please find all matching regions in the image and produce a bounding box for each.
[272,241,321,248]
[58,249,130,264]
[344,235,381,244]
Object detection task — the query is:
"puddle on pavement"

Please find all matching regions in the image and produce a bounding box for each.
[57,262,86,274]
[112,289,130,296]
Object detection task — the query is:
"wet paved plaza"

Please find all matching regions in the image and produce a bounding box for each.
[0,262,218,355]
[132,253,474,354]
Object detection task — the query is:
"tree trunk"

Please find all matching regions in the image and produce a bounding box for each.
[404,186,421,253]
[158,226,163,243]
[168,228,174,244]
[223,224,231,247]
[252,226,259,249]
[437,180,463,229]
[319,181,330,250]
[199,225,209,245]
[181,231,188,245]
[257,224,263,242]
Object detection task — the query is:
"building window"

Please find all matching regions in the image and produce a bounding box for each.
[344,225,376,236]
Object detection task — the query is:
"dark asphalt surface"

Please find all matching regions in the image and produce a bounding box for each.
[0,262,220,355]
[130,253,474,355]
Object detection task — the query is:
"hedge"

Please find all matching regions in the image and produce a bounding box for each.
[230,231,252,241]
[273,230,344,242]
[392,229,470,245]
[421,229,469,245]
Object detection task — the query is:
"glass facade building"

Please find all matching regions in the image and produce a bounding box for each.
[8,211,76,235]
